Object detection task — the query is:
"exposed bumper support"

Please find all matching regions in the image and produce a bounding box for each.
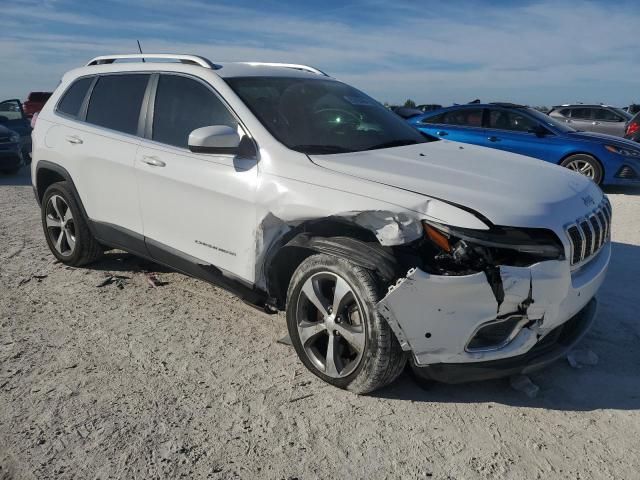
[377,243,609,366]
[410,298,597,383]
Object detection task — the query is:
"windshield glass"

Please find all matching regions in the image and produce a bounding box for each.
[225,76,433,154]
[524,107,576,133]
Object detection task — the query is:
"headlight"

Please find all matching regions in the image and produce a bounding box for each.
[423,221,565,266]
[605,145,640,157]
[9,132,19,143]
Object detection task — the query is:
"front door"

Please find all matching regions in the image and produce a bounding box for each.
[481,108,564,162]
[135,73,259,283]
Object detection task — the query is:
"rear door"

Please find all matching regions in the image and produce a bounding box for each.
[135,73,259,283]
[566,107,596,133]
[53,73,149,236]
[416,107,488,146]
[592,107,626,137]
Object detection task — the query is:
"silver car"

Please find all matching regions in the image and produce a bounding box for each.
[548,104,632,137]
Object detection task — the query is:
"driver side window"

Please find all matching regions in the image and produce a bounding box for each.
[152,75,238,148]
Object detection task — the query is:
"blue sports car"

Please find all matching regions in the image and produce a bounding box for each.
[408,103,640,185]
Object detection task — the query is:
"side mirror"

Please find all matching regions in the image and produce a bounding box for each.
[188,125,240,154]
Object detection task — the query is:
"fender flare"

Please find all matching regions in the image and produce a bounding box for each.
[265,233,400,308]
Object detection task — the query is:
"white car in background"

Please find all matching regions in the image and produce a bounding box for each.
[31,54,610,393]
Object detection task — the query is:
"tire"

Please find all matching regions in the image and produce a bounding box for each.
[41,181,103,266]
[286,253,406,394]
[561,154,603,185]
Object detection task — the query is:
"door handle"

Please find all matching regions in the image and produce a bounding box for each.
[141,155,166,167]
[592,121,601,125]
[65,135,83,145]
[487,136,500,142]
[436,131,448,136]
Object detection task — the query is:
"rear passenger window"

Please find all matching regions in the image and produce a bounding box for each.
[441,109,484,127]
[86,74,149,135]
[152,75,237,148]
[57,77,93,118]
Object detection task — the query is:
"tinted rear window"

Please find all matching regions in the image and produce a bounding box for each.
[57,78,93,118]
[86,74,149,135]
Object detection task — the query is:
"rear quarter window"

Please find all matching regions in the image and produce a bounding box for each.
[57,77,94,118]
[86,74,150,135]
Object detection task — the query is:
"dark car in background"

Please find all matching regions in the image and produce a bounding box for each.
[626,112,640,143]
[0,99,32,162]
[409,103,640,185]
[626,104,640,116]
[0,124,24,174]
[389,106,424,119]
[548,104,632,137]
[23,91,52,118]
[416,104,442,112]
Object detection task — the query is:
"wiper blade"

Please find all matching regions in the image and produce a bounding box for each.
[291,144,355,154]
[365,139,420,150]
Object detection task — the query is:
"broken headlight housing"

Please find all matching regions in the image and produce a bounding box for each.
[422,221,565,272]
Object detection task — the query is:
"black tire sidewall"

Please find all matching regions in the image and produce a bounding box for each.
[286,254,385,390]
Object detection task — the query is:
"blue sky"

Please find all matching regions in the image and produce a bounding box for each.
[1,0,639,106]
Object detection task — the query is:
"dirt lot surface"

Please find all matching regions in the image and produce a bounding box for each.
[1,168,639,479]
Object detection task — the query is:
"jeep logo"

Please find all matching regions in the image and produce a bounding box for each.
[582,195,595,207]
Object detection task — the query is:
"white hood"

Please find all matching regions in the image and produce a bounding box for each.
[310,140,603,229]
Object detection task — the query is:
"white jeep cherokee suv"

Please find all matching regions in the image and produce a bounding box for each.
[32,54,610,393]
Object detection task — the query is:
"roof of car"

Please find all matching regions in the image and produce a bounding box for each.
[551,104,616,109]
[82,54,331,80]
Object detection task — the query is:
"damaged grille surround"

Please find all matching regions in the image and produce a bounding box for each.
[565,198,611,267]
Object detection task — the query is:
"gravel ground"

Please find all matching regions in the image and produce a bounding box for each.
[1,167,639,480]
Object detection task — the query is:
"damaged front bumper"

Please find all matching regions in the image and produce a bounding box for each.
[411,298,597,383]
[377,242,609,379]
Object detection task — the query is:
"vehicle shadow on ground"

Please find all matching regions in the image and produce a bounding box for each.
[89,251,173,275]
[375,241,640,412]
[0,166,31,186]
[602,184,640,195]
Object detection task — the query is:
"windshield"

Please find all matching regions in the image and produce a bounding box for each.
[524,107,576,133]
[225,76,433,154]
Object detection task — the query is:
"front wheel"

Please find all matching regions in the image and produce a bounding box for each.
[286,253,406,394]
[561,154,603,184]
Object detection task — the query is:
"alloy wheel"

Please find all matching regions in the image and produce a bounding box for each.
[45,194,76,257]
[295,272,366,378]
[565,158,596,179]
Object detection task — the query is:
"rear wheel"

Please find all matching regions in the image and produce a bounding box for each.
[286,253,406,394]
[561,154,603,184]
[41,181,103,266]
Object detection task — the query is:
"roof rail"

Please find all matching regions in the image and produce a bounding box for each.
[242,62,329,76]
[86,54,220,69]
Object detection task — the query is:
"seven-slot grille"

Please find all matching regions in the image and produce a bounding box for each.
[566,198,612,266]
